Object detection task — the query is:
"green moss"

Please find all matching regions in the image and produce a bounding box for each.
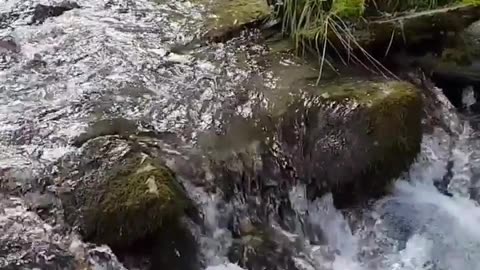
[463,0,480,5]
[204,0,271,40]
[320,80,422,148]
[364,82,422,194]
[87,158,187,247]
[332,0,365,17]
[366,82,423,167]
[319,80,422,203]
[212,0,270,28]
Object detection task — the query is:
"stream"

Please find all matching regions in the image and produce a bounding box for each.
[2,0,480,269]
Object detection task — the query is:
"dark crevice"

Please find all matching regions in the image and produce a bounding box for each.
[29,2,81,25]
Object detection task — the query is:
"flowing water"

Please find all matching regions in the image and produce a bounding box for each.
[204,125,480,270]
[2,0,480,269]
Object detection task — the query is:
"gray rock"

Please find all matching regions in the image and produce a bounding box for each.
[49,135,200,269]
[30,1,80,25]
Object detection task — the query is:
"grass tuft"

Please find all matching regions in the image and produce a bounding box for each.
[276,0,479,82]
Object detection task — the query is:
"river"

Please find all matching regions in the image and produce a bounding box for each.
[1,0,480,269]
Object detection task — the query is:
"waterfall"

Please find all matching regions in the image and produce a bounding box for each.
[202,125,480,270]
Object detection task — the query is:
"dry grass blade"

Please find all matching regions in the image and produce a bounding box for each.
[279,0,402,83]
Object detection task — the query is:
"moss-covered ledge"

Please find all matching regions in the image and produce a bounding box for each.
[201,0,272,41]
[204,77,423,208]
[323,80,422,203]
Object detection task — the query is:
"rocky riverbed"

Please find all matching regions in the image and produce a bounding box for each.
[2,0,480,269]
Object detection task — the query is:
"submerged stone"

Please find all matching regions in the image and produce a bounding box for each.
[29,1,80,25]
[208,78,422,209]
[228,229,300,270]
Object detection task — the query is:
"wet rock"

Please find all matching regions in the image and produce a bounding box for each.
[416,43,480,90]
[29,1,80,25]
[279,79,423,207]
[202,0,272,42]
[397,24,480,113]
[210,79,422,209]
[0,38,19,53]
[228,227,301,270]
[238,217,255,235]
[410,73,464,135]
[56,136,190,246]
[51,135,200,268]
[146,219,200,270]
[114,217,199,270]
[24,191,57,211]
[0,37,20,70]
[24,53,48,70]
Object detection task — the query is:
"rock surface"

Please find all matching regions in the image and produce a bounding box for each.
[202,0,272,41]
[227,226,304,270]
[203,42,423,209]
[53,135,193,248]
[274,79,423,207]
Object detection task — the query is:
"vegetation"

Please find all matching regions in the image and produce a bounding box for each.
[275,0,480,81]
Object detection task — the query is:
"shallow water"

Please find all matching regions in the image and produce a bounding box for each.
[0,0,256,178]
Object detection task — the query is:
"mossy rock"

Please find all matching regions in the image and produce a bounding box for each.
[84,159,186,246]
[202,0,272,41]
[205,79,422,208]
[277,79,423,206]
[227,229,299,270]
[58,136,190,248]
[232,79,422,207]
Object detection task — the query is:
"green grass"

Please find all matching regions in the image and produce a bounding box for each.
[278,0,394,82]
[277,0,480,82]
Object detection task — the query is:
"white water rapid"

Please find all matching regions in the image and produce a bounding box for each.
[205,124,480,270]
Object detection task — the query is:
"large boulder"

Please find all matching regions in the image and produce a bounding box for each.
[277,79,423,206]
[50,135,200,269]
[206,77,422,209]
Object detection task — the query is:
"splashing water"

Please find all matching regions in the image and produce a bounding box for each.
[203,124,480,270]
[282,126,480,270]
